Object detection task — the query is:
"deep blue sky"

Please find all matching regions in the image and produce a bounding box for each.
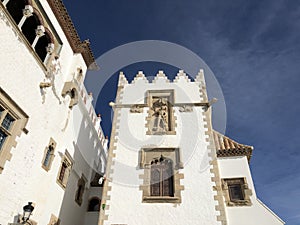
[64,0,300,224]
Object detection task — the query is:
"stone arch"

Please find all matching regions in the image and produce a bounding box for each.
[87,197,101,212]
[44,27,54,43]
[21,12,41,44]
[31,6,44,25]
[35,30,53,62]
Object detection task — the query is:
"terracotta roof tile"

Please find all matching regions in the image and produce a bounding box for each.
[213,130,253,162]
[47,0,98,70]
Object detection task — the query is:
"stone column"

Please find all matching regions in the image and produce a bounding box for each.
[32,25,45,48]
[44,43,54,63]
[2,0,10,7]
[18,5,33,28]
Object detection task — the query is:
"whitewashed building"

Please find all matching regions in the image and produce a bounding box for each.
[0,0,285,224]
[100,70,285,225]
[0,0,107,224]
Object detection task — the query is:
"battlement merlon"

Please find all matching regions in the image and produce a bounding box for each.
[114,69,216,107]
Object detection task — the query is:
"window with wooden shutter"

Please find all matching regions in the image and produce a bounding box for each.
[150,156,174,197]
[139,148,184,203]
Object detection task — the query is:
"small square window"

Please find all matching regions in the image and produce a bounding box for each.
[222,178,252,206]
[228,183,244,201]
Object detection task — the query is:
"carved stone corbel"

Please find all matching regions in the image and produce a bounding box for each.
[130,104,143,113]
[40,82,52,88]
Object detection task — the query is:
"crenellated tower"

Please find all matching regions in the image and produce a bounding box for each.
[99,70,284,225]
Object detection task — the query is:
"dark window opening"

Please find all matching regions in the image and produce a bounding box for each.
[6,0,28,25]
[88,198,100,212]
[70,89,76,99]
[0,130,7,150]
[58,162,67,182]
[1,113,14,130]
[35,32,51,61]
[75,177,85,205]
[21,13,41,44]
[75,185,83,201]
[228,184,244,201]
[225,178,245,201]
[43,144,54,167]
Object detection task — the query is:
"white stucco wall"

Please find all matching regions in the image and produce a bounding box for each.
[105,75,221,225]
[218,157,284,225]
[0,5,106,225]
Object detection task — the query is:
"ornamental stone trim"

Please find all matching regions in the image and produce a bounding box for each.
[98,83,124,225]
[198,70,227,225]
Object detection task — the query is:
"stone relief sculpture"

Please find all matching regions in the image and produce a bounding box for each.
[146,90,175,135]
[151,97,169,132]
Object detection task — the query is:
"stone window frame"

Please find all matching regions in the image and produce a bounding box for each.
[0,87,28,174]
[146,90,176,135]
[221,177,252,206]
[139,147,184,203]
[41,137,56,171]
[75,174,87,206]
[56,151,73,189]
[47,214,60,225]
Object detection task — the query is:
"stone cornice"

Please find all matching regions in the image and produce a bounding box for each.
[46,0,98,70]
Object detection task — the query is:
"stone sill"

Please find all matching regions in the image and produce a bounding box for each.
[143,196,180,203]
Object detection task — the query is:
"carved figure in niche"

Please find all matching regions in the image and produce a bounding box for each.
[151,97,169,132]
